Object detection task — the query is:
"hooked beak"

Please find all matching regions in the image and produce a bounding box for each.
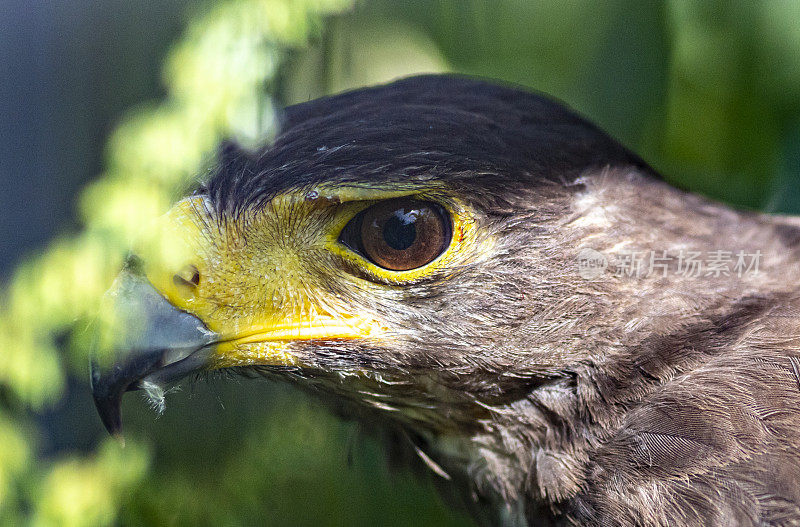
[90,271,217,437]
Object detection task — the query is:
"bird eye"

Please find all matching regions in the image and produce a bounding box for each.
[339,198,452,271]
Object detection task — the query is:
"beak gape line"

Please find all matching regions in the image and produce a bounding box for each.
[90,272,217,436]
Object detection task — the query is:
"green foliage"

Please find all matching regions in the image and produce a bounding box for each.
[2,1,800,525]
[30,441,149,527]
[0,1,369,525]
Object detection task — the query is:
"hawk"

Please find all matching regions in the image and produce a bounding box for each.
[91,75,800,526]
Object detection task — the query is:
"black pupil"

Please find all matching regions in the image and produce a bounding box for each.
[383,210,417,250]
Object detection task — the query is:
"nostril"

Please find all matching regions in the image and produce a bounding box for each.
[173,265,200,288]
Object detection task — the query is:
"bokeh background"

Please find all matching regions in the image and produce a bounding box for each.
[2,1,800,525]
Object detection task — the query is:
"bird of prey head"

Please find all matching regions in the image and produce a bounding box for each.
[91,75,800,526]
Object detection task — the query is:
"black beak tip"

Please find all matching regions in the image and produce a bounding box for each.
[90,360,125,438]
[93,391,124,438]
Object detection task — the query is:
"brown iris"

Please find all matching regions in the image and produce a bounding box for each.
[339,198,452,271]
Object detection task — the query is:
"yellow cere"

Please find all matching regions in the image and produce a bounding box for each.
[133,185,481,369]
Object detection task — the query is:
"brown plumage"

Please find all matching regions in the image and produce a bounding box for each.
[92,75,800,526]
